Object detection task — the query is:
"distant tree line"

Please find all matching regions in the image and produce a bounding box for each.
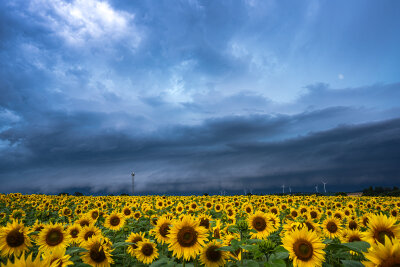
[362,186,400,196]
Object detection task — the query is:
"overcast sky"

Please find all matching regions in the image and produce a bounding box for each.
[1,0,400,194]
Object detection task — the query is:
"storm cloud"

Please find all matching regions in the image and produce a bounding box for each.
[1,0,400,194]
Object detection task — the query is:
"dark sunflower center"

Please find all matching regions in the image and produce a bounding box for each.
[124,209,131,216]
[110,216,120,226]
[310,211,317,219]
[191,204,197,209]
[214,229,220,239]
[200,218,210,229]
[246,207,251,213]
[71,229,79,238]
[177,226,198,247]
[80,220,90,227]
[131,236,143,249]
[91,211,99,219]
[252,217,267,231]
[380,256,400,267]
[206,245,222,262]
[334,214,342,219]
[392,210,398,217]
[159,223,170,237]
[348,235,361,242]
[326,222,338,233]
[292,211,298,217]
[152,218,158,225]
[84,231,95,240]
[301,208,307,214]
[135,213,140,218]
[293,240,313,261]
[376,230,395,244]
[349,221,358,230]
[206,203,212,208]
[271,208,278,214]
[6,229,25,247]
[141,243,154,256]
[90,243,106,263]
[46,229,63,246]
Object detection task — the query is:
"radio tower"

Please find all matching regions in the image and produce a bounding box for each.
[131,172,135,195]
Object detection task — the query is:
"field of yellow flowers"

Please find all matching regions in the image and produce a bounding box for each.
[0,193,399,266]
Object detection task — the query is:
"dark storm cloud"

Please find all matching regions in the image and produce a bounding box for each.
[1,105,399,193]
[1,0,400,194]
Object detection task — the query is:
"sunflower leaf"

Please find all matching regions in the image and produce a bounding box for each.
[265,259,286,267]
[112,241,133,248]
[341,241,370,253]
[217,246,236,252]
[341,260,364,267]
[66,247,88,254]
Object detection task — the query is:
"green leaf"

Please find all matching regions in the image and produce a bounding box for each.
[265,259,286,267]
[341,241,370,253]
[242,260,259,267]
[217,246,236,252]
[112,242,133,249]
[239,244,258,251]
[66,247,88,254]
[341,260,364,267]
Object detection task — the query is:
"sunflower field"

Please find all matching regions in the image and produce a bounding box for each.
[0,193,399,266]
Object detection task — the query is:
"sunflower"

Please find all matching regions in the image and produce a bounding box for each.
[0,220,32,257]
[199,241,229,267]
[42,247,74,267]
[10,209,26,221]
[363,236,400,267]
[340,229,365,244]
[308,210,321,221]
[126,232,147,257]
[81,236,114,267]
[60,207,72,217]
[67,224,82,244]
[89,209,100,221]
[122,206,133,218]
[248,211,275,239]
[212,220,223,239]
[77,224,102,245]
[76,215,94,228]
[346,218,360,231]
[282,227,326,267]
[176,203,185,214]
[134,240,159,265]
[198,214,212,231]
[104,212,125,231]
[3,252,44,267]
[214,204,222,212]
[37,222,71,253]
[322,217,342,239]
[242,203,253,215]
[364,213,400,244]
[167,215,208,261]
[153,215,173,244]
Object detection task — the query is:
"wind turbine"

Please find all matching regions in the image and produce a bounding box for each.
[322,181,327,193]
[289,186,292,194]
[282,184,285,194]
[315,185,319,193]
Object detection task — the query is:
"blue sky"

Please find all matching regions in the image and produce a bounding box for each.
[1,0,400,194]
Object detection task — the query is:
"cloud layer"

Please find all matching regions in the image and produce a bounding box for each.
[1,0,400,194]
